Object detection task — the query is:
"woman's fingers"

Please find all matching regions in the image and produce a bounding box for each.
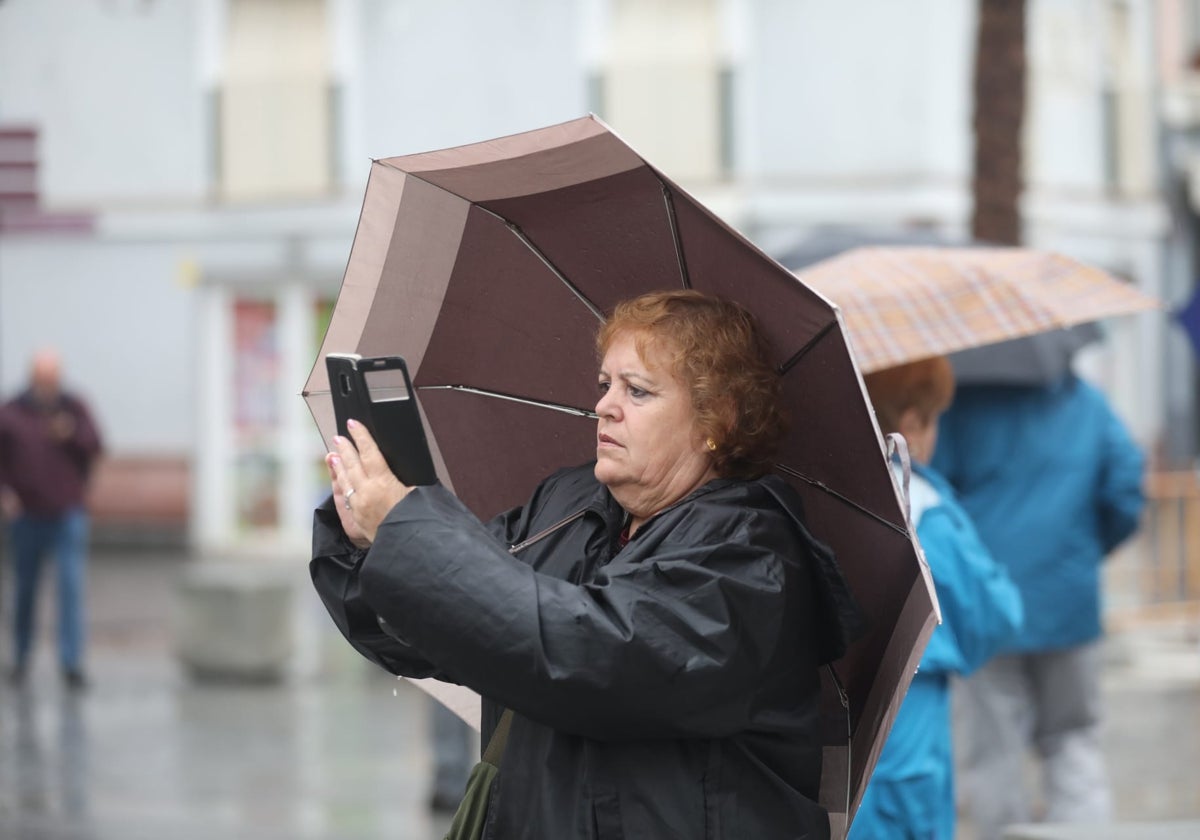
[329,420,410,543]
[328,443,356,497]
[331,419,386,489]
[326,452,347,498]
[326,451,371,547]
[345,419,388,475]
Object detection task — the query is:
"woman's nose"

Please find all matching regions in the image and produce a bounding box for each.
[595,389,618,418]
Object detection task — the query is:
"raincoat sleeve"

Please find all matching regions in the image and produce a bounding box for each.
[358,483,811,741]
[309,467,561,681]
[310,496,443,678]
[1095,396,1145,553]
[914,492,1023,676]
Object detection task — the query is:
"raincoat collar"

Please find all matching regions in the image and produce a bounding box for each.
[588,467,743,543]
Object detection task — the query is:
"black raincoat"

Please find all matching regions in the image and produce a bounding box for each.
[311,463,859,839]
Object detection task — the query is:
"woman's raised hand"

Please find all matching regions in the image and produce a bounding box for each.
[328,419,412,544]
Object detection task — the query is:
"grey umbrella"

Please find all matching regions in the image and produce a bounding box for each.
[948,322,1103,386]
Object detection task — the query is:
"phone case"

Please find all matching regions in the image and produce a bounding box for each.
[325,353,437,486]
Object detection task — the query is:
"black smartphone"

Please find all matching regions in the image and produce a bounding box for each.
[325,353,437,486]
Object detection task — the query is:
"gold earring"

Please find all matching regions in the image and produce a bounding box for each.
[706,438,717,452]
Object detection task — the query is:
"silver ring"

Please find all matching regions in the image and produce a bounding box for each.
[344,487,356,510]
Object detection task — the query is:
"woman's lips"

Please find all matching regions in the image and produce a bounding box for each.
[597,433,621,448]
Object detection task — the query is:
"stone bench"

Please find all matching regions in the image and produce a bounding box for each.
[175,560,296,683]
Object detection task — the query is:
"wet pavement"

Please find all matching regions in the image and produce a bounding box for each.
[0,548,1196,839]
[0,549,460,839]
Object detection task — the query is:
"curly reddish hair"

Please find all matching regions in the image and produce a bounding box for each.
[596,290,787,480]
[863,356,955,435]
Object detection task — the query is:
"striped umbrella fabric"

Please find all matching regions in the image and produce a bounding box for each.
[795,246,1158,374]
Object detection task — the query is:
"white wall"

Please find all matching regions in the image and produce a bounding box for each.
[1025,0,1108,195]
[345,0,589,173]
[729,0,976,244]
[746,0,975,186]
[0,0,208,205]
[0,237,198,453]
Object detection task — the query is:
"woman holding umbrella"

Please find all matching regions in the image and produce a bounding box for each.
[311,290,860,839]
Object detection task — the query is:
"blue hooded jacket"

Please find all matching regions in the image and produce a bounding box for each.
[931,374,1145,652]
[850,464,1023,840]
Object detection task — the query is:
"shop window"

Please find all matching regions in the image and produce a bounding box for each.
[233,298,281,531]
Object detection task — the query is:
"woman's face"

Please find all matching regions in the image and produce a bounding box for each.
[898,407,939,465]
[594,331,716,520]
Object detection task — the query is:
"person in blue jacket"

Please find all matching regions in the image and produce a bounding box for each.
[851,357,1023,840]
[932,371,1145,840]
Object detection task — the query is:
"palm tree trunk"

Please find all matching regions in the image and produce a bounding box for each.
[971,0,1027,245]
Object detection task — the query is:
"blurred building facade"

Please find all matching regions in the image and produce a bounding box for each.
[0,0,1188,554]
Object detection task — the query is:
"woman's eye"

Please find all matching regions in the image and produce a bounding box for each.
[598,381,611,394]
[629,386,648,399]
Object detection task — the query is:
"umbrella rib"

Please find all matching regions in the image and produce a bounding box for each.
[777,321,838,375]
[774,464,909,537]
[825,663,853,821]
[418,385,598,418]
[659,183,692,289]
[479,208,605,322]
[372,164,607,321]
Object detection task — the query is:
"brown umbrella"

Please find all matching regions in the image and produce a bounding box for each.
[302,116,934,837]
[794,245,1158,374]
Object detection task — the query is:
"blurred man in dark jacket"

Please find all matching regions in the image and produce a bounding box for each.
[0,349,103,689]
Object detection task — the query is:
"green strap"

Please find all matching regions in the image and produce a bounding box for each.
[482,708,514,766]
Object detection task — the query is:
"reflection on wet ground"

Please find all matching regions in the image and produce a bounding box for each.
[0,550,456,839]
[0,550,1196,838]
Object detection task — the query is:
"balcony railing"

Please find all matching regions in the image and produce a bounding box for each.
[1106,470,1200,627]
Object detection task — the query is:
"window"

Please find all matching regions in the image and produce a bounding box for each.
[597,0,732,183]
[216,0,333,200]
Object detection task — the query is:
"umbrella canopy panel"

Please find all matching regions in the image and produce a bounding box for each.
[413,205,601,408]
[418,389,597,518]
[483,165,685,311]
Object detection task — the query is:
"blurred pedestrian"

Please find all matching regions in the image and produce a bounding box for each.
[0,349,103,689]
[850,357,1023,840]
[428,699,473,812]
[932,370,1145,839]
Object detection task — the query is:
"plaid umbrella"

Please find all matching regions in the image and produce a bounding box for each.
[302,116,934,837]
[794,246,1158,373]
